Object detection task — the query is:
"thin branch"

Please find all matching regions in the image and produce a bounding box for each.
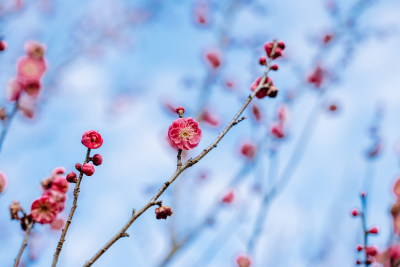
[14,221,34,267]
[83,50,277,266]
[51,148,92,267]
[158,162,252,266]
[176,149,182,169]
[0,100,19,154]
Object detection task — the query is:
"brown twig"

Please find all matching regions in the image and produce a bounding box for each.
[83,41,277,266]
[14,221,34,267]
[51,148,92,267]
[0,99,19,154]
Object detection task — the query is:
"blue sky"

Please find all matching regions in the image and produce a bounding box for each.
[2,0,400,266]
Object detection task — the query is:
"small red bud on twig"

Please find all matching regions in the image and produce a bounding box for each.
[271,64,279,71]
[66,172,78,183]
[351,209,359,217]
[368,226,379,234]
[259,56,267,65]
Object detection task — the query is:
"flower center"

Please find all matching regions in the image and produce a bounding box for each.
[40,205,48,213]
[179,127,194,141]
[23,62,39,76]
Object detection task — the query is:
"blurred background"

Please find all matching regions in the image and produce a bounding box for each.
[1,0,400,266]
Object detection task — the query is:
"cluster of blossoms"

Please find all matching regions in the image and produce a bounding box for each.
[351,192,380,265]
[368,178,400,266]
[270,104,290,139]
[70,130,104,179]
[9,167,68,230]
[250,40,285,99]
[8,41,46,100]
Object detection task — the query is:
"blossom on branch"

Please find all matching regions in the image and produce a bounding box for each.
[168,117,202,150]
[81,130,103,149]
[31,196,58,224]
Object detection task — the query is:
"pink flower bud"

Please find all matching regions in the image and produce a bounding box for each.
[176,106,185,116]
[51,167,66,177]
[92,154,103,166]
[259,56,267,65]
[323,34,333,44]
[0,40,7,51]
[356,245,363,251]
[236,254,251,267]
[356,260,361,265]
[365,246,378,257]
[205,50,222,69]
[221,190,235,204]
[307,66,324,88]
[66,172,78,183]
[277,41,285,50]
[75,163,82,172]
[369,226,379,234]
[81,130,103,149]
[351,209,359,217]
[271,123,285,139]
[271,64,279,71]
[251,104,262,122]
[82,163,95,176]
[155,206,173,220]
[328,104,338,112]
[361,191,366,198]
[240,143,256,160]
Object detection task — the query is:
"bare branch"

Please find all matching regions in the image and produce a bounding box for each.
[52,148,91,267]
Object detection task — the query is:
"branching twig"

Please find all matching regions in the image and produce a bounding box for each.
[83,42,278,266]
[51,148,92,267]
[14,221,34,267]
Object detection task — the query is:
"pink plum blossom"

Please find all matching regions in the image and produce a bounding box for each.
[168,117,202,150]
[51,177,69,193]
[30,196,58,224]
[17,57,46,81]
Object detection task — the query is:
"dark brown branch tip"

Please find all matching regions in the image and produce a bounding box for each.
[120,233,129,238]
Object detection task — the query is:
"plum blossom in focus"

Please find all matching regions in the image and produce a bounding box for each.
[168,117,202,150]
[31,196,58,224]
